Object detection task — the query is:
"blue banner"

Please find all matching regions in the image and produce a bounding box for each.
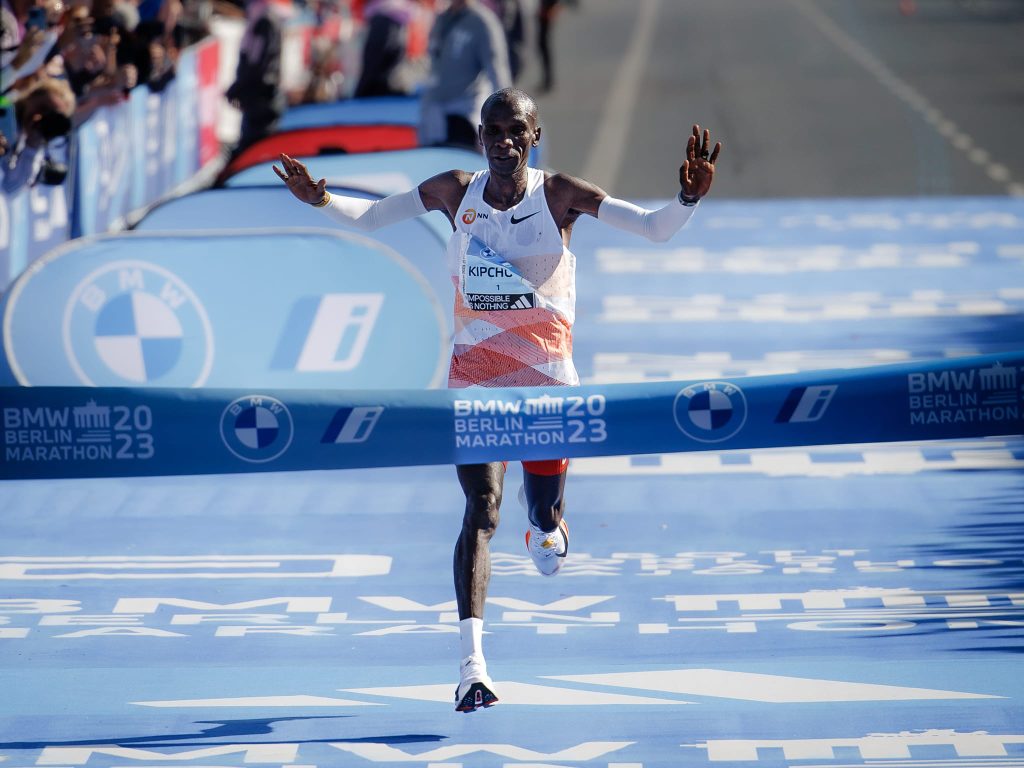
[74,47,200,238]
[0,230,449,389]
[0,174,72,287]
[278,95,420,131]
[1,353,1020,480]
[0,47,204,290]
[225,147,487,194]
[132,186,453,317]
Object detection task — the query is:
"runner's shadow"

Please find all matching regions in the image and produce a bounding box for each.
[0,717,446,750]
[913,482,1024,653]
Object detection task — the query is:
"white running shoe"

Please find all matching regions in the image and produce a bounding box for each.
[518,484,569,576]
[524,519,569,576]
[455,655,499,713]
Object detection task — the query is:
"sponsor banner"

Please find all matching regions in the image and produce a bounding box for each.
[75,48,201,238]
[0,171,72,290]
[195,38,222,166]
[0,229,447,389]
[0,353,1020,480]
[75,96,136,237]
[132,187,453,324]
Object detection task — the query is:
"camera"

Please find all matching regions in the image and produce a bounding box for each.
[34,111,72,187]
[36,111,71,142]
[26,6,48,31]
[38,153,68,185]
[92,15,115,35]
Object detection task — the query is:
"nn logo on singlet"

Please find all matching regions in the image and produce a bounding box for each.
[461,208,490,225]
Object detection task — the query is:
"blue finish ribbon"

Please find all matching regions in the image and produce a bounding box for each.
[1,353,1021,480]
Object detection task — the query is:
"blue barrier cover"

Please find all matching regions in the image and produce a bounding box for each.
[0,230,449,389]
[278,96,420,130]
[225,147,487,193]
[275,97,544,165]
[223,147,485,243]
[132,186,453,318]
[75,47,200,238]
[0,183,71,289]
[1,352,1020,479]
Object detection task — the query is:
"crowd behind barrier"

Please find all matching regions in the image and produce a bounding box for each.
[0,0,348,290]
[0,36,218,286]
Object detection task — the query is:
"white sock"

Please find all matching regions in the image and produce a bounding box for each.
[459,617,484,661]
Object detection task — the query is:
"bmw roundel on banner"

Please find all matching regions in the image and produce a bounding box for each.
[62,260,214,386]
[0,230,449,389]
[220,395,294,463]
[673,381,748,443]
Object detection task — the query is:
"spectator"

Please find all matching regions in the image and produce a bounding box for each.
[2,76,74,192]
[481,0,522,82]
[354,0,416,98]
[2,0,62,93]
[225,0,285,153]
[418,0,510,149]
[302,35,343,103]
[133,0,184,80]
[1,0,32,52]
[94,1,176,91]
[62,3,139,121]
[537,0,575,93]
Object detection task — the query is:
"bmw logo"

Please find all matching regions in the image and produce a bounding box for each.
[62,260,214,386]
[220,395,294,463]
[673,381,748,443]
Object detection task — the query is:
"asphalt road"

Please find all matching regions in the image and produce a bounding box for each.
[523,0,1024,200]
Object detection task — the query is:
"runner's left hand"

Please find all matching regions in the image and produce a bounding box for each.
[680,124,721,202]
[274,153,328,206]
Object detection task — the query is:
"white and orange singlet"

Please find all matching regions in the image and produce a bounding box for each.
[446,167,578,389]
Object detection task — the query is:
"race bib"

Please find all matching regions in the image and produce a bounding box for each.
[460,235,536,311]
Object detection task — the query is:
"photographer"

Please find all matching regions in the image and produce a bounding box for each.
[1,76,74,192]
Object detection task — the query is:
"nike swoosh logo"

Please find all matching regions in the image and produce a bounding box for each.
[509,211,540,225]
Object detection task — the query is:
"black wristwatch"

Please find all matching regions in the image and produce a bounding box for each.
[678,190,700,207]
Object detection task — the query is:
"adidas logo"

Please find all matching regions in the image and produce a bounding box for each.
[510,294,534,310]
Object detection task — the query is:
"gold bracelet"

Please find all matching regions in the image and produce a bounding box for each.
[312,190,331,208]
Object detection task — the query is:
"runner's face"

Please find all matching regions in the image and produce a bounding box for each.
[479,100,539,177]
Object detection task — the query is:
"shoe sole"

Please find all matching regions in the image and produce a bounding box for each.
[524,519,569,576]
[455,681,500,713]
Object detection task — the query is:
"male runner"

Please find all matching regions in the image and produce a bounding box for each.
[275,87,720,713]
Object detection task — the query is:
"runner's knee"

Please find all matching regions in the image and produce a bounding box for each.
[463,491,501,533]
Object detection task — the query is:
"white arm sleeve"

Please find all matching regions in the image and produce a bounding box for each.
[596,195,698,243]
[317,188,427,231]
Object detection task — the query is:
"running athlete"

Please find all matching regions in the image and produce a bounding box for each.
[275,87,720,713]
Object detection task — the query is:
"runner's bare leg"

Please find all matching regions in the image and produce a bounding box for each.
[454,462,505,618]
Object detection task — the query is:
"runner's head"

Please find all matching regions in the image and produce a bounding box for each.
[479,88,541,178]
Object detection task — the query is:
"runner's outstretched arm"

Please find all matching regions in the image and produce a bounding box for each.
[275,154,473,231]
[274,152,429,231]
[561,124,721,242]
